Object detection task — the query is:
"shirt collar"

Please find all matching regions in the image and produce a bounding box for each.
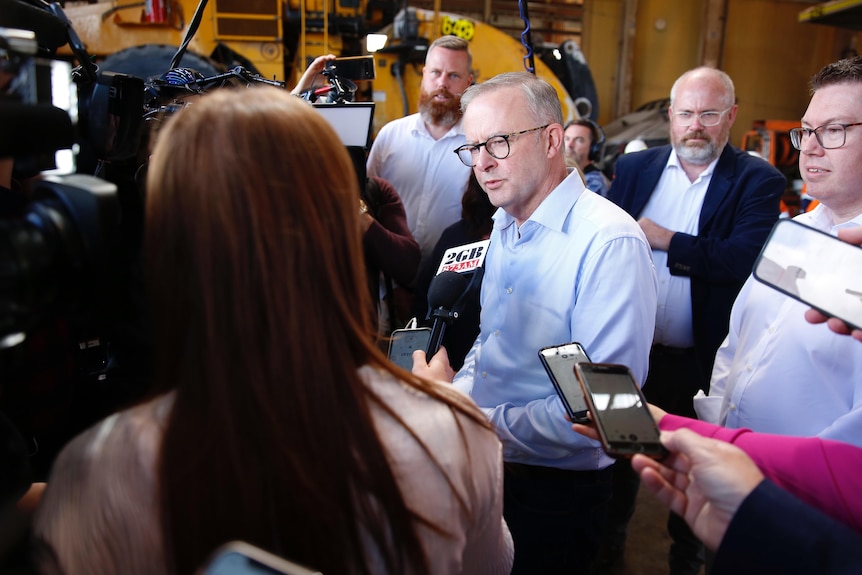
[667,148,721,182]
[492,168,586,233]
[410,113,465,139]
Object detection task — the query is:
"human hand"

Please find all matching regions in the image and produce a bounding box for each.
[571,418,599,442]
[630,428,764,551]
[637,217,675,251]
[803,226,862,341]
[411,346,455,383]
[647,403,667,423]
[290,54,337,95]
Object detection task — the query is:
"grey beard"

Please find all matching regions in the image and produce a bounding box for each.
[674,139,720,165]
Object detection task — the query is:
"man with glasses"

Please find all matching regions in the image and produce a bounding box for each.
[414,72,657,574]
[600,67,785,575]
[696,49,862,539]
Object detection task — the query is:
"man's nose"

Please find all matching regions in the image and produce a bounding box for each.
[474,146,497,170]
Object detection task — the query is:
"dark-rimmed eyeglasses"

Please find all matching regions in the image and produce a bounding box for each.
[789,122,862,150]
[454,124,549,167]
[672,108,732,127]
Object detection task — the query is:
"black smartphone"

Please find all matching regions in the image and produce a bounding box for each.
[573,362,667,460]
[332,55,375,80]
[387,327,432,371]
[753,218,862,331]
[538,342,592,424]
[201,541,322,575]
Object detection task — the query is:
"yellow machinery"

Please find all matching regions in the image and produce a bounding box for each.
[59,0,582,132]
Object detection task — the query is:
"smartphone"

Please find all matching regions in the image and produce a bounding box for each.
[387,327,432,371]
[201,541,322,575]
[573,363,667,460]
[332,55,375,80]
[753,219,862,331]
[538,342,592,424]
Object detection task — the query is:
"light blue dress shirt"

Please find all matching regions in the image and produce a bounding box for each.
[454,170,658,470]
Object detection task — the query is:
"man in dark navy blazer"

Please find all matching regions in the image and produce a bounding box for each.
[596,67,786,575]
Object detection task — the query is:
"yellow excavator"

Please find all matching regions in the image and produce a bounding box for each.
[58,0,598,133]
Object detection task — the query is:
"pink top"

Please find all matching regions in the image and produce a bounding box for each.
[660,413,862,534]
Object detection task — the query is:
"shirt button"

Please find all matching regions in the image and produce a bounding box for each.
[729,404,737,411]
[481,371,487,378]
[506,287,513,294]
[494,330,500,337]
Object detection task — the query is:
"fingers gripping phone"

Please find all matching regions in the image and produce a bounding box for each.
[388,326,432,371]
[573,363,667,460]
[538,342,592,424]
[753,219,862,331]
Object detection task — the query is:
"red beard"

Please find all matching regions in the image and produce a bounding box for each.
[419,88,462,127]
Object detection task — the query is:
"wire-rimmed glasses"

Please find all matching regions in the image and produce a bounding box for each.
[672,108,733,127]
[789,122,862,150]
[454,124,550,167]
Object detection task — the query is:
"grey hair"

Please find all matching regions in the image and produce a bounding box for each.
[670,67,735,109]
[460,72,563,126]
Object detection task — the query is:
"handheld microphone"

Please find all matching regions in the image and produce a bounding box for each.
[425,270,472,358]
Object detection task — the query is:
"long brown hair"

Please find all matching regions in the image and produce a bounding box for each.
[145,87,488,574]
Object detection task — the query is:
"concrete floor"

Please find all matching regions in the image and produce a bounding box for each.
[602,484,706,575]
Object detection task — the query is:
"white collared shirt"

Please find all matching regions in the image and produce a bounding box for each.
[367,113,471,268]
[699,203,862,447]
[642,150,717,347]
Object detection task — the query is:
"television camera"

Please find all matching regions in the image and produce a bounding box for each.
[1,0,370,482]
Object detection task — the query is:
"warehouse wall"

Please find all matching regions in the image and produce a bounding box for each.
[582,0,862,147]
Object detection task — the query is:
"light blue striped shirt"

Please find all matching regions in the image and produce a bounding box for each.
[454,170,658,470]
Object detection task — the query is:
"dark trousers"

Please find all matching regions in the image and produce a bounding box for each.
[504,463,613,575]
[595,345,707,575]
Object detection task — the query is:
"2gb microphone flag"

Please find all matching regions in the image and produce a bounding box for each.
[435,240,490,275]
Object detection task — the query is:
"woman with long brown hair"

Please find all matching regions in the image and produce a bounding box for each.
[33,86,512,575]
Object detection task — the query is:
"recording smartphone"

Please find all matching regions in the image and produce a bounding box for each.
[201,541,322,575]
[753,218,862,331]
[387,327,432,371]
[538,342,592,424]
[332,55,375,80]
[573,363,667,460]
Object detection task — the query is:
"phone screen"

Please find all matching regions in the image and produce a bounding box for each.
[753,219,862,331]
[538,343,591,423]
[575,363,666,459]
[388,328,432,371]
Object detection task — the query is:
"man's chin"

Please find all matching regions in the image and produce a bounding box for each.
[676,143,717,165]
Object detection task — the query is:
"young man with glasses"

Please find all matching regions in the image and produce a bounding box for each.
[695,50,862,544]
[415,71,658,574]
[601,66,785,575]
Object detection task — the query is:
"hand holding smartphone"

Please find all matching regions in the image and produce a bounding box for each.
[538,342,591,424]
[754,219,862,331]
[573,362,667,460]
[388,327,432,371]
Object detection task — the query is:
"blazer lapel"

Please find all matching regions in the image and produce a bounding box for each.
[631,149,671,218]
[699,145,735,231]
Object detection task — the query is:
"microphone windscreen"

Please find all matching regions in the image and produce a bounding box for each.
[0,0,68,51]
[427,270,471,310]
[0,102,74,156]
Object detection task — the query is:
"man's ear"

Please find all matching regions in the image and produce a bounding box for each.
[546,123,565,157]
